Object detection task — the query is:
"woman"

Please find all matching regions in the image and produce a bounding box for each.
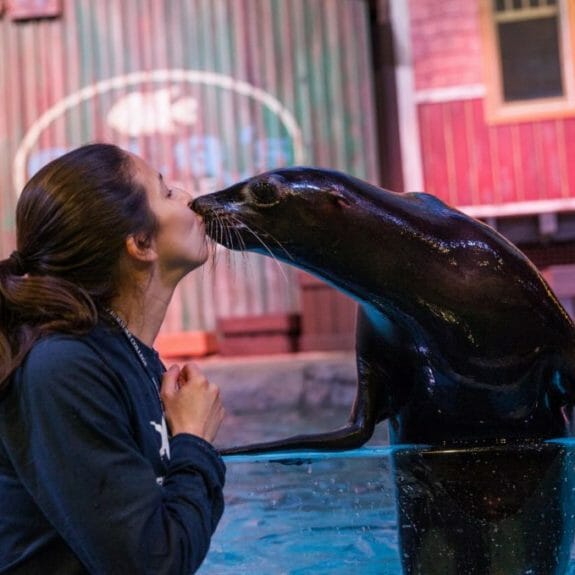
[0,143,226,574]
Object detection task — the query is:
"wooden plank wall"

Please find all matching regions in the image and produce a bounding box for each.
[409,0,575,213]
[418,99,575,210]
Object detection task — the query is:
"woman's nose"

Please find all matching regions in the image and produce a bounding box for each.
[172,186,193,202]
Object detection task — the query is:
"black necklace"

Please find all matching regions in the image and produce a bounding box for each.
[105,308,164,410]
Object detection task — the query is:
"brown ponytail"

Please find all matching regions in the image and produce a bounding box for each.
[0,143,157,392]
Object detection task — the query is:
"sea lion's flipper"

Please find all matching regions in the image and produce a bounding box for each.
[219,309,399,456]
[219,420,375,456]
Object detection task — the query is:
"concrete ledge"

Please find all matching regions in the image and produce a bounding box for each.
[194,351,357,414]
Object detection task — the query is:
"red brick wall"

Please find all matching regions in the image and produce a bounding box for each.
[409,0,484,91]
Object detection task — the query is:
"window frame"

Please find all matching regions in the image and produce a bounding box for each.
[480,0,575,124]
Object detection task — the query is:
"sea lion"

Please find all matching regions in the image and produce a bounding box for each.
[392,441,575,574]
[192,167,575,454]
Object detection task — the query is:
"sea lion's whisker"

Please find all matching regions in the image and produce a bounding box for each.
[226,215,291,282]
[225,218,243,252]
[249,223,294,262]
[228,214,293,263]
[207,215,228,271]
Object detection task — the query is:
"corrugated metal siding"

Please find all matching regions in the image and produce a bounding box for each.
[0,0,379,332]
[418,98,575,209]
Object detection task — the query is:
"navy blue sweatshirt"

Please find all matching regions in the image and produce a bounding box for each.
[0,322,226,574]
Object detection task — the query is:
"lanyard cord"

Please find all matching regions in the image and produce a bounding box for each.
[105,308,164,410]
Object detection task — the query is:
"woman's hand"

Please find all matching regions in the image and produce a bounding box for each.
[160,363,225,443]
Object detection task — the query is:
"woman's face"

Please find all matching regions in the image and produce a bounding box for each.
[129,153,209,274]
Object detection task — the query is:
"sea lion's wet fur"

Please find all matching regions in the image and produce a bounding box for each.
[193,167,575,454]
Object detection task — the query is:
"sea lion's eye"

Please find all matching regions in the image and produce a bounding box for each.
[249,181,280,206]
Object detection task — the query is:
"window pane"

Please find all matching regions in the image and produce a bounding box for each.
[498,16,563,101]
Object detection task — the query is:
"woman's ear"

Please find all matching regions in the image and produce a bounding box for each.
[125,234,157,263]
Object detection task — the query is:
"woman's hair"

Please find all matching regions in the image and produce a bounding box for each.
[0,143,157,391]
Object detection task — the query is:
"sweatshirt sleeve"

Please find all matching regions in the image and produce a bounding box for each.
[1,337,225,575]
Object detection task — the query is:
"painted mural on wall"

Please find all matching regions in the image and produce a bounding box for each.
[13,70,304,197]
[0,0,378,332]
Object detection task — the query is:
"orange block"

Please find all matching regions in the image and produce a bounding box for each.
[155,331,218,360]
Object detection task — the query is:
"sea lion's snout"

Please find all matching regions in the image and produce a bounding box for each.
[191,180,244,216]
[192,173,285,213]
[190,176,285,252]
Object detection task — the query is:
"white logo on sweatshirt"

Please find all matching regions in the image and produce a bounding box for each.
[150,417,171,461]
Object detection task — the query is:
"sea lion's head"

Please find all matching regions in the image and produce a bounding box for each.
[192,167,396,278]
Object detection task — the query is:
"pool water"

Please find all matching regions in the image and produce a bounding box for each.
[201,449,398,574]
[200,410,575,574]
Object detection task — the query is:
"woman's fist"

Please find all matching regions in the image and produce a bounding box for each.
[160,363,225,443]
